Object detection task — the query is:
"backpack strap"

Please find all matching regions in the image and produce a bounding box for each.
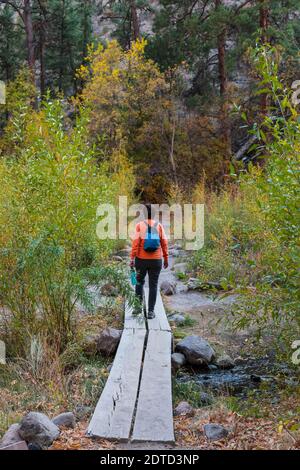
[144,220,159,232]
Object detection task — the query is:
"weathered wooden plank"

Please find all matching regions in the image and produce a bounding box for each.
[87,328,146,441]
[131,330,174,443]
[144,288,171,332]
[124,300,146,330]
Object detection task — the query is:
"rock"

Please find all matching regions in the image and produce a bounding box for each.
[19,412,60,448]
[250,374,261,383]
[216,354,235,369]
[173,262,188,273]
[204,423,228,441]
[187,279,228,291]
[52,412,76,429]
[187,278,200,290]
[97,328,122,356]
[101,283,119,297]
[199,392,212,406]
[28,442,42,450]
[0,424,22,449]
[74,405,92,420]
[176,335,216,365]
[168,313,186,326]
[169,248,180,257]
[234,356,248,365]
[174,401,195,417]
[160,280,176,295]
[112,255,123,262]
[0,441,28,450]
[115,248,131,258]
[107,363,113,372]
[82,333,99,356]
[171,352,186,371]
[208,364,218,371]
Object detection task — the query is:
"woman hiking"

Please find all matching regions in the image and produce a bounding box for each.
[130,204,169,319]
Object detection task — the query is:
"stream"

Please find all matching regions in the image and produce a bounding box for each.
[159,246,298,401]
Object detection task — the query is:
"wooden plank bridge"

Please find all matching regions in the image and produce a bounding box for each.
[87,288,174,444]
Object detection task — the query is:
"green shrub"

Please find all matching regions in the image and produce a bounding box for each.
[192,45,300,346]
[0,84,135,355]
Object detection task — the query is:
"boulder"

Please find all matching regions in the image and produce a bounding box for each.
[74,405,92,420]
[203,423,228,441]
[82,333,99,356]
[168,313,186,326]
[52,412,76,429]
[0,424,22,449]
[19,412,60,448]
[199,392,212,406]
[160,280,176,296]
[97,328,122,356]
[171,352,186,371]
[174,401,195,417]
[216,354,235,369]
[176,335,215,365]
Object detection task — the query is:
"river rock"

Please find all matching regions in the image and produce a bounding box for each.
[176,335,216,365]
[160,280,176,295]
[204,423,228,441]
[174,401,195,417]
[97,328,122,356]
[216,354,235,369]
[168,313,186,326]
[0,424,22,448]
[171,352,186,371]
[19,412,60,448]
[52,412,76,429]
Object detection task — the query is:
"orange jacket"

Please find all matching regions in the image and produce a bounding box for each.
[130,219,169,261]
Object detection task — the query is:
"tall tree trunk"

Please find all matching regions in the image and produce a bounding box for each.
[82,0,91,59]
[58,0,65,92]
[130,0,140,41]
[259,0,269,115]
[169,113,178,186]
[38,0,47,97]
[39,25,46,96]
[23,0,35,76]
[215,0,231,156]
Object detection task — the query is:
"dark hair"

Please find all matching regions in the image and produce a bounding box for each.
[144,203,153,219]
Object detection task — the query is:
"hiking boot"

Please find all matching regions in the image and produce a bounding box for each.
[148,311,155,319]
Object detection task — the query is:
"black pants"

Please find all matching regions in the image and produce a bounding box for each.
[135,257,162,312]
